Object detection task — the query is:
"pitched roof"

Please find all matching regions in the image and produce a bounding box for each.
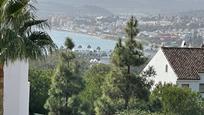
[161,47,204,80]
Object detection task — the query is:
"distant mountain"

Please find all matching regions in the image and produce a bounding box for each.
[77,5,113,16]
[36,3,112,17]
[36,0,204,16]
[179,10,204,17]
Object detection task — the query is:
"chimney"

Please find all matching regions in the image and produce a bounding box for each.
[161,42,165,47]
[188,43,192,48]
[181,41,187,47]
[201,42,204,48]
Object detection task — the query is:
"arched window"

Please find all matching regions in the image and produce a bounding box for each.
[165,64,168,72]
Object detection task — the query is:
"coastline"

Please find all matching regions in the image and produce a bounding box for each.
[53,28,118,41]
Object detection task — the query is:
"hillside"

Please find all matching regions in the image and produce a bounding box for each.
[179,10,204,17]
[36,0,204,16]
[36,3,113,17]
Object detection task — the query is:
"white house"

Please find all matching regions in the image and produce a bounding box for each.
[3,60,29,115]
[143,46,204,96]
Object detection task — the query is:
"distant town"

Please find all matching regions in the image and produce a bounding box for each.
[47,14,204,48]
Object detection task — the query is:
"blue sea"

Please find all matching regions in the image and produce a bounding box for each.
[48,30,116,51]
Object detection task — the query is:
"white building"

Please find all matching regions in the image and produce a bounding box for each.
[143,47,204,96]
[3,60,29,115]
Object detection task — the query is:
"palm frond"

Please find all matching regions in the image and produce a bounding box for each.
[20,19,49,34]
[4,0,28,17]
[0,0,57,64]
[28,31,56,48]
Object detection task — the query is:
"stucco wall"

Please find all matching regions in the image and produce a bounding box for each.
[143,48,178,87]
[3,60,29,115]
[177,73,204,97]
[143,48,204,97]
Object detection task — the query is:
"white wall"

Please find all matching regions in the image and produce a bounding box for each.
[143,48,204,97]
[143,48,178,87]
[177,73,204,97]
[3,60,29,115]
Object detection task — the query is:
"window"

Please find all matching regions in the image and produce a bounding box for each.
[165,64,168,72]
[181,84,189,88]
[199,84,204,93]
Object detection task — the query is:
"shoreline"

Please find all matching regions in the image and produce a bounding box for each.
[52,28,118,41]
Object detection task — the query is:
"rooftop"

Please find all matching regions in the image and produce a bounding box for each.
[161,47,204,80]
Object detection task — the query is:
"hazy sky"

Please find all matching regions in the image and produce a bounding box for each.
[36,0,204,16]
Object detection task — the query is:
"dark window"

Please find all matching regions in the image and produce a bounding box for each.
[165,64,168,72]
[181,84,189,88]
[199,84,204,93]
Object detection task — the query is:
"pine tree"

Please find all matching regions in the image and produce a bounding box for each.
[95,16,152,113]
[112,16,146,73]
[113,16,148,109]
[80,64,112,114]
[44,44,84,115]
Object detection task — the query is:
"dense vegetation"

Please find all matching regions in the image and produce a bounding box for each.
[29,16,204,115]
[29,69,53,114]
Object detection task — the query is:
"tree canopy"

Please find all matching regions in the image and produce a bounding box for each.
[151,83,204,115]
[44,52,84,115]
[29,68,53,115]
[80,64,111,114]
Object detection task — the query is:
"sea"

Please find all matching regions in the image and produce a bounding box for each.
[48,30,116,51]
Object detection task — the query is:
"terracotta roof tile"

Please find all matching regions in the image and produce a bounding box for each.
[161,47,204,80]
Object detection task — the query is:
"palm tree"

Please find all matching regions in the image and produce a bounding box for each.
[96,46,101,52]
[96,46,101,60]
[78,45,82,49]
[0,0,56,62]
[0,0,56,114]
[64,37,74,50]
[87,45,91,49]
